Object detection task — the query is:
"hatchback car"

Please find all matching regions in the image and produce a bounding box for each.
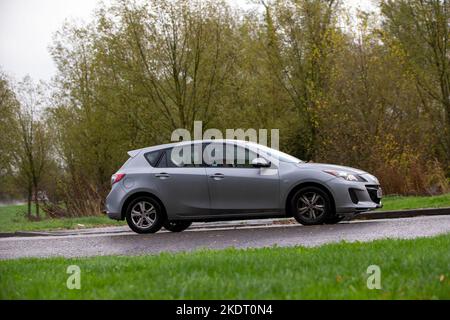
[105,140,382,234]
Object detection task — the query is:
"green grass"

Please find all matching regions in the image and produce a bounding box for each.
[0,234,449,299]
[381,193,450,211]
[0,204,124,233]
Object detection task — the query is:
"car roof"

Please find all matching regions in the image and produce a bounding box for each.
[127,139,258,157]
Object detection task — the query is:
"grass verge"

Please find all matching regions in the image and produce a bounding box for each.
[380,193,450,211]
[0,205,124,233]
[0,234,449,299]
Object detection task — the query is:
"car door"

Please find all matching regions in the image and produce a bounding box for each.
[152,143,210,217]
[204,142,280,215]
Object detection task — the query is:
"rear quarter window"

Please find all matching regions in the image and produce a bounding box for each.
[144,150,162,167]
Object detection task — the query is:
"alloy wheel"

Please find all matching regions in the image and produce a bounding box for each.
[130,201,156,229]
[297,192,326,221]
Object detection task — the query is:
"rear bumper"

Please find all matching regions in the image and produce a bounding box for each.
[104,183,127,220]
[103,205,121,220]
[106,211,122,220]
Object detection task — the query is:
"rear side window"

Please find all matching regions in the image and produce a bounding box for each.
[155,150,177,168]
[157,145,204,168]
[144,150,162,167]
[156,151,170,167]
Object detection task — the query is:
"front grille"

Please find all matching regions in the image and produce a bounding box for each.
[366,185,381,204]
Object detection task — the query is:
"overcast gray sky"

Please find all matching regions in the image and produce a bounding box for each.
[0,0,373,82]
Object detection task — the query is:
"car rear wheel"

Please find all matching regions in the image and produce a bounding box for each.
[163,221,192,232]
[291,186,332,225]
[125,196,163,234]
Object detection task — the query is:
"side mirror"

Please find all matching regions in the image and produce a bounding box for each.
[251,157,271,168]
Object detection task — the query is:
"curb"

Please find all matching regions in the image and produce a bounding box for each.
[355,207,450,220]
[1,207,449,238]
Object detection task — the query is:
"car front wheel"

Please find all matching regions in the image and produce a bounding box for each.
[291,186,332,225]
[125,196,163,234]
[163,221,192,232]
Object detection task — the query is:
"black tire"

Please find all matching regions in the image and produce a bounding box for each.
[323,214,345,224]
[290,186,333,225]
[125,196,164,234]
[163,220,192,232]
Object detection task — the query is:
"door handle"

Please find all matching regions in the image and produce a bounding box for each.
[155,172,170,179]
[210,173,225,180]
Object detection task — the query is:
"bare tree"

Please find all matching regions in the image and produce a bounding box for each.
[10,77,51,218]
[381,0,450,168]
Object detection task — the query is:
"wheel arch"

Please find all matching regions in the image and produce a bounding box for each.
[285,182,336,217]
[121,191,167,220]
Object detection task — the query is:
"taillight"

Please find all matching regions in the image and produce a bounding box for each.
[111,173,126,185]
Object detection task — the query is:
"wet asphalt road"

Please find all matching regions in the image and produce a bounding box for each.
[0,215,449,260]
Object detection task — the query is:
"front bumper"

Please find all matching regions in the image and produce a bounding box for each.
[327,178,383,215]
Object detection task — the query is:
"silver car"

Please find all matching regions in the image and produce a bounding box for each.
[105,140,382,234]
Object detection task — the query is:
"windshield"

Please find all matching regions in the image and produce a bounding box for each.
[248,143,304,163]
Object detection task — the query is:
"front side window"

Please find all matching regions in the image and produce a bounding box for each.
[204,143,259,168]
[234,145,258,168]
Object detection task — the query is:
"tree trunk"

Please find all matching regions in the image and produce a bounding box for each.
[33,186,40,219]
[27,183,32,218]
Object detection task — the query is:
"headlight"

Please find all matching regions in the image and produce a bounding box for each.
[364,173,379,184]
[323,170,359,181]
